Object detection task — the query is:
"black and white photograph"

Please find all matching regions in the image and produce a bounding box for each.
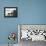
[4,7,17,17]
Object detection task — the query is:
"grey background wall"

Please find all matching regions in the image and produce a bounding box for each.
[0,0,46,44]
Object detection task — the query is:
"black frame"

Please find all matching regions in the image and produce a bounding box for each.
[4,7,18,17]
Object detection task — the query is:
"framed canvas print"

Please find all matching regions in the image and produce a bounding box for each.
[4,7,18,17]
[18,24,46,42]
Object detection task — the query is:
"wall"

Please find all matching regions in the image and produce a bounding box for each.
[0,0,46,44]
[0,0,19,44]
[19,0,46,24]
